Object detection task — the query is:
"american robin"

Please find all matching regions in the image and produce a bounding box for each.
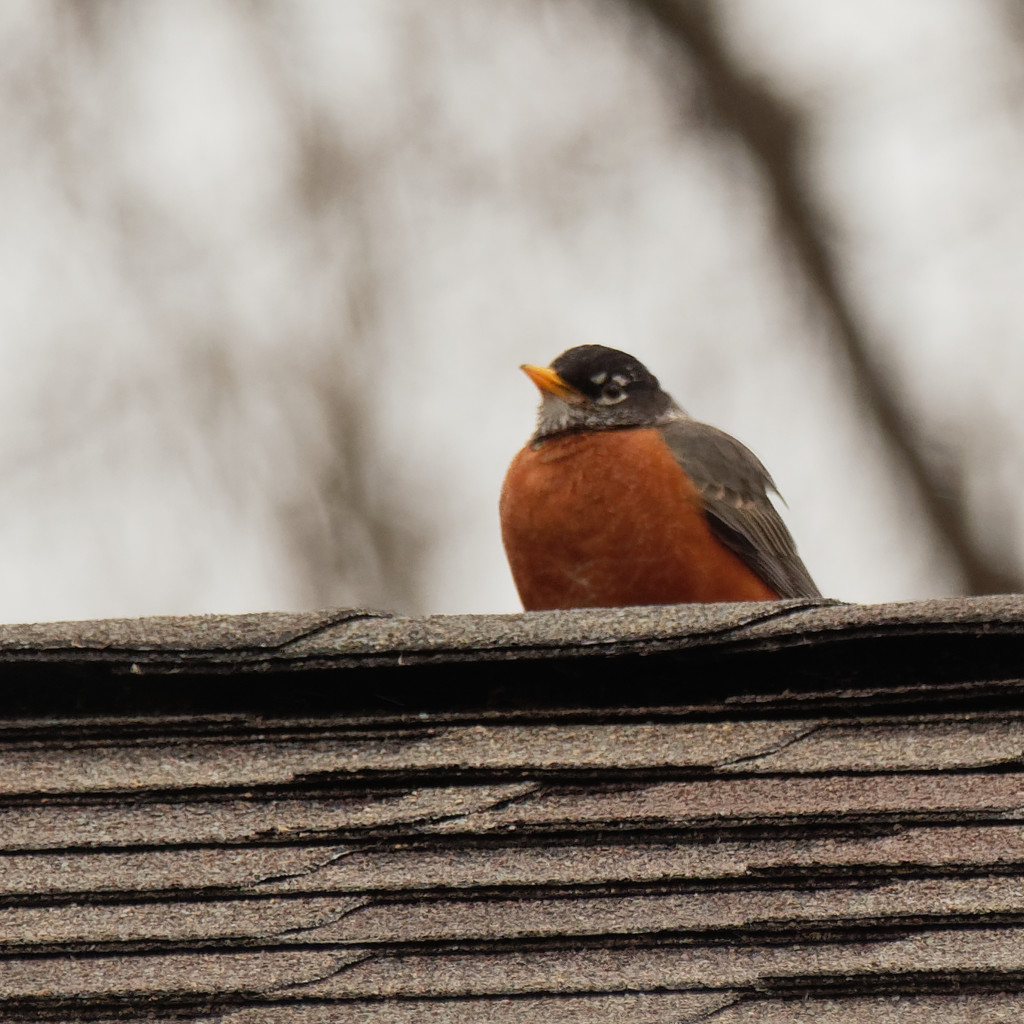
[500,345,821,610]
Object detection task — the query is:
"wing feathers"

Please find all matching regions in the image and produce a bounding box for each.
[659,419,821,599]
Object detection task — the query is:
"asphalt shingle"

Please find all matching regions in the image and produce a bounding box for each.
[1,597,1024,1020]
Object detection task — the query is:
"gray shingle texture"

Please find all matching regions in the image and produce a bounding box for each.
[1,596,1024,1021]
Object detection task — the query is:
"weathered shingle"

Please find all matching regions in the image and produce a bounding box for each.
[2,597,1024,1020]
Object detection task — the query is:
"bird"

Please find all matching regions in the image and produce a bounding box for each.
[499,344,821,610]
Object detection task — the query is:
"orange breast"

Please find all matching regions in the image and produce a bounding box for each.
[499,428,779,610]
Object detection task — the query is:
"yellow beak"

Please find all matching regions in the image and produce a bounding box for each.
[520,364,584,402]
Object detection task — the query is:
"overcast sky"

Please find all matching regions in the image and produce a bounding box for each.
[1,0,1022,623]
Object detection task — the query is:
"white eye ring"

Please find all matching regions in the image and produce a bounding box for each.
[598,383,627,405]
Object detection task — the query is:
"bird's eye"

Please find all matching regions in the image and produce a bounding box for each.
[599,383,627,405]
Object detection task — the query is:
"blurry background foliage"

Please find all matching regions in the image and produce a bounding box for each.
[2,0,1023,622]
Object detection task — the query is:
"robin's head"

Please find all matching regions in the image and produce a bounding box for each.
[521,345,683,440]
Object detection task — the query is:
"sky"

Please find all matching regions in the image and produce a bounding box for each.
[0,0,1021,623]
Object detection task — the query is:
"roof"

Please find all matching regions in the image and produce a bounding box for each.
[2,596,1024,1020]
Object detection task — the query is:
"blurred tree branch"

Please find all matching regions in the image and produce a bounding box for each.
[630,0,1017,595]
[245,15,428,614]
[280,119,427,613]
[38,3,428,615]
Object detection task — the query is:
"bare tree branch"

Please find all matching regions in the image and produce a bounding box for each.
[242,15,429,613]
[629,0,1017,595]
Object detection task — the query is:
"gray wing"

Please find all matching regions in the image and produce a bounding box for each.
[659,418,821,599]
